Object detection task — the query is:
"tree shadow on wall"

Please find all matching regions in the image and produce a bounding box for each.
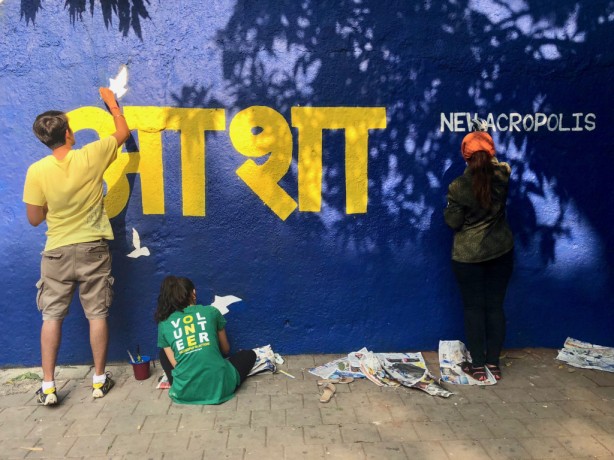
[20,0,151,39]
[216,0,614,269]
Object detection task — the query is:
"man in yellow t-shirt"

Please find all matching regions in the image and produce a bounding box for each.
[23,88,130,405]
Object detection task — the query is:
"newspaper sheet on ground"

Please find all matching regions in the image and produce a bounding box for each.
[358,350,400,387]
[309,353,366,380]
[556,337,614,373]
[248,344,278,376]
[439,340,497,385]
[377,352,453,397]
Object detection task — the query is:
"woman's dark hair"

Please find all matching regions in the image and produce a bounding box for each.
[32,111,69,149]
[154,276,195,323]
[467,150,494,209]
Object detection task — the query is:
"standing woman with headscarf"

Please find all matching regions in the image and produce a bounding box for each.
[444,131,514,382]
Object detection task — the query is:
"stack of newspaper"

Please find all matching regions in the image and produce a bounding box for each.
[309,347,452,398]
[438,340,497,385]
[556,337,614,373]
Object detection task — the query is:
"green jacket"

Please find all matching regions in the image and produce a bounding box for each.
[444,158,514,263]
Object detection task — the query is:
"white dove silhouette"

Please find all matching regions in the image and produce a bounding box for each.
[211,295,242,315]
[109,65,129,100]
[127,228,150,258]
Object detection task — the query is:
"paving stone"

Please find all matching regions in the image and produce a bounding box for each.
[447,419,494,439]
[353,403,393,423]
[132,398,172,416]
[412,421,457,441]
[303,424,343,445]
[140,413,181,433]
[27,436,77,458]
[28,403,72,421]
[526,387,567,401]
[267,425,304,446]
[440,439,491,460]
[284,355,316,370]
[287,380,319,395]
[107,433,153,456]
[203,447,245,459]
[363,441,408,459]
[166,402,204,415]
[244,446,284,459]
[323,443,366,459]
[255,380,288,395]
[162,450,205,460]
[27,418,73,438]
[348,380,382,394]
[339,423,381,443]
[595,434,614,455]
[0,436,35,459]
[401,440,449,459]
[228,426,266,448]
[98,398,139,416]
[521,401,570,418]
[189,428,229,448]
[558,400,607,417]
[320,405,357,425]
[286,407,322,426]
[251,409,286,427]
[520,418,571,437]
[214,410,251,428]
[558,416,609,436]
[333,391,370,407]
[376,421,420,442]
[480,437,532,459]
[457,402,499,420]
[388,402,429,422]
[0,406,36,423]
[64,416,111,436]
[147,431,191,452]
[103,414,147,435]
[487,401,533,418]
[236,393,271,411]
[593,415,614,434]
[65,434,116,457]
[177,412,216,431]
[558,435,613,457]
[492,387,537,403]
[484,418,533,438]
[518,436,572,458]
[417,403,462,421]
[270,393,303,410]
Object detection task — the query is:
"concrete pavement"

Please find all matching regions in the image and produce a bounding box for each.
[0,349,613,459]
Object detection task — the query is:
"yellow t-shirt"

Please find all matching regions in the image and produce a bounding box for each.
[23,136,119,251]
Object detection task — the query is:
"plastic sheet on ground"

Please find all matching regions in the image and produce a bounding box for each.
[556,337,614,373]
[439,340,497,385]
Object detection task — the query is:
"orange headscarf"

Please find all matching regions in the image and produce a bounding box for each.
[461,132,495,160]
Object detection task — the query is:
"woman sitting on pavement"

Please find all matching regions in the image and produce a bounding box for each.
[155,276,257,404]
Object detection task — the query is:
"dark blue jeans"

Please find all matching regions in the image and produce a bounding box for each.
[452,250,514,367]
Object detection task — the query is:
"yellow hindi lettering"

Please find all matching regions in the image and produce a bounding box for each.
[68,105,386,219]
[292,107,387,214]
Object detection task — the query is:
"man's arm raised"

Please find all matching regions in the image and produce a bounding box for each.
[99,88,130,146]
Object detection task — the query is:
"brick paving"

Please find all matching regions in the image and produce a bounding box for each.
[0,349,613,459]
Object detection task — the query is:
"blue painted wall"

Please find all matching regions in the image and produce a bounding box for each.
[1,1,612,366]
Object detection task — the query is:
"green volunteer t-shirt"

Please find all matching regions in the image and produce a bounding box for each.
[157,304,239,405]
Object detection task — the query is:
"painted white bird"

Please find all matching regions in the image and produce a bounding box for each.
[471,117,488,132]
[109,65,129,100]
[211,295,242,315]
[127,228,150,258]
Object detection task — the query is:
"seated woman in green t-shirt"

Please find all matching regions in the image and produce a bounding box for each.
[155,276,257,405]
